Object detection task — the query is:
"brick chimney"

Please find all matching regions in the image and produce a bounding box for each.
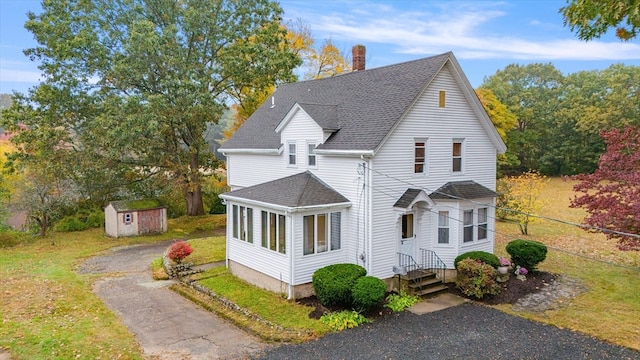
[352,45,365,71]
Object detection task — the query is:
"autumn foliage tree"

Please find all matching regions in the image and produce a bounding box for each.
[570,126,640,250]
[497,171,549,235]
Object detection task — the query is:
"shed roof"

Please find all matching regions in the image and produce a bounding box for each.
[108,199,166,212]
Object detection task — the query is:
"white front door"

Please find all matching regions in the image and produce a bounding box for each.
[399,212,416,258]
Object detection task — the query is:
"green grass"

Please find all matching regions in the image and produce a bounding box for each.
[0,215,225,360]
[193,267,330,341]
[494,177,640,350]
[186,236,226,265]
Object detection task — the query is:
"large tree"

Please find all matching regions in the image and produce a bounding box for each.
[561,0,640,40]
[481,63,564,175]
[16,0,300,216]
[570,126,640,250]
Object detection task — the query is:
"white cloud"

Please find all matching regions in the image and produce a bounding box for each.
[0,68,42,82]
[288,1,640,62]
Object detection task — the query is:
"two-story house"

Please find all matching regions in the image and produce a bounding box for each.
[219,47,506,299]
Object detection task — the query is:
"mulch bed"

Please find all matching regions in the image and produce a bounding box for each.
[446,271,557,305]
[297,271,557,319]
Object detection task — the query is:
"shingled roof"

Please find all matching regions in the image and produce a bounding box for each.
[429,181,498,200]
[220,171,350,209]
[220,52,453,152]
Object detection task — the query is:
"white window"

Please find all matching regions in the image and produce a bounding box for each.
[307,141,317,167]
[303,212,341,255]
[414,140,426,174]
[438,211,449,244]
[463,210,474,242]
[288,141,297,166]
[261,211,285,254]
[478,207,488,240]
[462,207,489,243]
[232,205,253,243]
[123,213,132,224]
[452,139,464,172]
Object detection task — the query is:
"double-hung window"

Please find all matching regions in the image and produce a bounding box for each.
[463,210,474,242]
[303,212,341,255]
[414,140,426,174]
[288,141,297,166]
[452,140,463,172]
[261,211,285,253]
[438,211,449,244]
[307,141,317,168]
[478,207,488,240]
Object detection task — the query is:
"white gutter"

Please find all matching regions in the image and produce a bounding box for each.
[220,148,283,155]
[314,149,375,157]
[219,194,351,214]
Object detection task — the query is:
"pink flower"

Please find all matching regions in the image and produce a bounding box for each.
[499,257,511,266]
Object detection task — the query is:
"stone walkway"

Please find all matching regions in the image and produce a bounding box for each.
[512,275,589,313]
[79,241,266,360]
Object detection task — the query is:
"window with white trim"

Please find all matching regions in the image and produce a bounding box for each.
[478,207,488,240]
[452,140,463,172]
[261,211,285,254]
[438,211,449,244]
[463,210,474,242]
[288,141,297,166]
[123,213,132,224]
[307,141,317,167]
[414,140,426,174]
[303,212,341,255]
[232,205,253,243]
[462,207,490,243]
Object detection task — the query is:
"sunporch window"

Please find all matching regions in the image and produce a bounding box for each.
[232,205,253,243]
[303,212,341,255]
[260,210,285,254]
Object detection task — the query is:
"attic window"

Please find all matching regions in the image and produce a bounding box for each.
[439,91,446,107]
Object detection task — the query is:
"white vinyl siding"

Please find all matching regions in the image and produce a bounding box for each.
[370,63,498,272]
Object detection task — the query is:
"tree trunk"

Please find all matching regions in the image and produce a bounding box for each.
[183,151,205,216]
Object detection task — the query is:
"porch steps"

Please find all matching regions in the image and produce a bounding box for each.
[403,269,449,298]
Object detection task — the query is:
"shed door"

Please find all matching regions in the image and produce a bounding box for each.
[138,209,163,234]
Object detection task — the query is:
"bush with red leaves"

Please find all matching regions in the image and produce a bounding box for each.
[166,241,193,264]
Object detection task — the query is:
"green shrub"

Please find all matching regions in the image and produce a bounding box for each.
[384,291,420,312]
[455,258,501,299]
[320,310,369,331]
[55,210,104,232]
[0,231,24,248]
[351,276,387,312]
[312,263,366,308]
[506,239,548,271]
[454,251,500,269]
[209,196,226,214]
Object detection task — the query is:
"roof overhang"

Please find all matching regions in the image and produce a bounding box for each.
[220,147,283,155]
[219,194,351,214]
[393,188,436,210]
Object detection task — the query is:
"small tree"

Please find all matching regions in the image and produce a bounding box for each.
[571,126,640,250]
[498,171,549,235]
[166,241,193,264]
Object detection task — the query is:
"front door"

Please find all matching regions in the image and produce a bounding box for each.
[399,212,416,258]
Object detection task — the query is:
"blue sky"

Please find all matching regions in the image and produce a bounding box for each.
[1,0,639,94]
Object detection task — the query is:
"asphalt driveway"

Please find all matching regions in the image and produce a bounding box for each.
[254,303,638,360]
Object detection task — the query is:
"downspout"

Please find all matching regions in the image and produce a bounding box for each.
[367,157,373,275]
[288,211,294,299]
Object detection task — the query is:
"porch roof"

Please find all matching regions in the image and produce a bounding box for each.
[429,180,497,200]
[220,171,351,209]
[393,188,435,209]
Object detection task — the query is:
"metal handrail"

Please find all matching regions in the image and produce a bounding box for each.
[419,248,447,283]
[397,252,421,275]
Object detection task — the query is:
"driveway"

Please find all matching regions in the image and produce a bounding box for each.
[79,241,266,360]
[253,304,638,360]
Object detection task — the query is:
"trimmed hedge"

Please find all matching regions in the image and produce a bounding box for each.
[351,276,387,313]
[312,263,366,308]
[454,251,500,269]
[506,239,547,271]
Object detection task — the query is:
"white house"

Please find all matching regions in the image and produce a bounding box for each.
[105,200,168,238]
[219,47,506,299]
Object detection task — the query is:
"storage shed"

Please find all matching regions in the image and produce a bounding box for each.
[105,199,168,238]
